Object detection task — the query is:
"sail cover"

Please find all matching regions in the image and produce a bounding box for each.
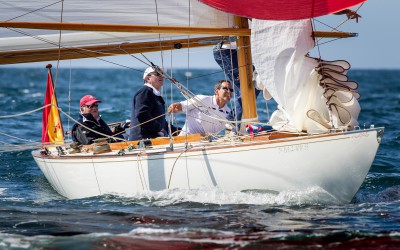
[199,0,366,20]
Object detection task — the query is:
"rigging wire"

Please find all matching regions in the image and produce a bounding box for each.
[4,26,143,71]
[228,43,239,132]
[214,40,241,131]
[154,0,164,68]
[67,60,72,141]
[333,3,364,31]
[315,3,364,45]
[169,45,176,131]
[3,0,63,22]
[117,45,152,69]
[53,0,64,90]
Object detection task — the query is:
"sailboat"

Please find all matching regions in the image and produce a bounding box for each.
[0,0,382,203]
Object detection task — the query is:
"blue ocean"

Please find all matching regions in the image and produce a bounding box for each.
[0,67,399,249]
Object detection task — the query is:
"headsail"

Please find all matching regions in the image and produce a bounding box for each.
[199,0,366,20]
[251,19,361,132]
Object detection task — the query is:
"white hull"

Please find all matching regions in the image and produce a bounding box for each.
[32,128,383,203]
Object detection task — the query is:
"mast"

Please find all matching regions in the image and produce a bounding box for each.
[234,16,258,125]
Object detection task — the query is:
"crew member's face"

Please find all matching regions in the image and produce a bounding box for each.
[146,71,164,91]
[82,103,100,119]
[215,81,233,104]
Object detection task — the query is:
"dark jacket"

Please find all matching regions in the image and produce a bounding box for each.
[71,113,114,145]
[129,85,178,140]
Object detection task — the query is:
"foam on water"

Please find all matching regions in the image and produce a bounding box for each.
[126,227,249,247]
[0,233,34,249]
[105,186,341,206]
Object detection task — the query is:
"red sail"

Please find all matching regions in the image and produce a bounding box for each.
[199,0,366,20]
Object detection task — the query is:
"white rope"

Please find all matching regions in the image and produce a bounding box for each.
[0,104,52,119]
[0,131,38,143]
[0,103,125,144]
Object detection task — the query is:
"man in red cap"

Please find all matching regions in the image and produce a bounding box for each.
[71,95,125,145]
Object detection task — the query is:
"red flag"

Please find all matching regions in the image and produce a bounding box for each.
[42,64,64,144]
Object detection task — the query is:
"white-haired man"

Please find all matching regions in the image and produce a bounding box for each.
[129,67,179,141]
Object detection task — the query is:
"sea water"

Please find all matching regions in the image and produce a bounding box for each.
[0,68,399,249]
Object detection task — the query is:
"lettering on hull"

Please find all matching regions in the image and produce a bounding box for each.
[279,143,309,154]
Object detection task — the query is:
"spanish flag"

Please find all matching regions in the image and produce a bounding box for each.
[42,64,64,144]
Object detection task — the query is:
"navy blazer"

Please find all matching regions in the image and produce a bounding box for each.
[130,85,174,140]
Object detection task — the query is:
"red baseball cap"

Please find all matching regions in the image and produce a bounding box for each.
[80,95,102,107]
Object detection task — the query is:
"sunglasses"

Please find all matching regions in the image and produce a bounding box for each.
[220,86,234,93]
[85,103,98,109]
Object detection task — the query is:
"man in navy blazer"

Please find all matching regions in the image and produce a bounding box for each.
[129,67,179,141]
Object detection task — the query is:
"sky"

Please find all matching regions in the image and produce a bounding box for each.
[4,0,399,70]
[309,0,399,70]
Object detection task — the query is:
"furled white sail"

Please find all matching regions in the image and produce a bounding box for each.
[251,19,360,132]
[0,0,234,52]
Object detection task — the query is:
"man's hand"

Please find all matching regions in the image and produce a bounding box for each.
[121,120,131,129]
[113,120,130,134]
[168,103,183,113]
[113,124,125,134]
[157,128,168,137]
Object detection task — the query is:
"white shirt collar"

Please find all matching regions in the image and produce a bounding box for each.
[212,95,217,106]
[81,111,101,122]
[144,83,161,96]
[212,95,225,110]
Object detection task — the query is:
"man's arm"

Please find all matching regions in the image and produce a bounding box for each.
[169,95,208,113]
[72,125,96,145]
